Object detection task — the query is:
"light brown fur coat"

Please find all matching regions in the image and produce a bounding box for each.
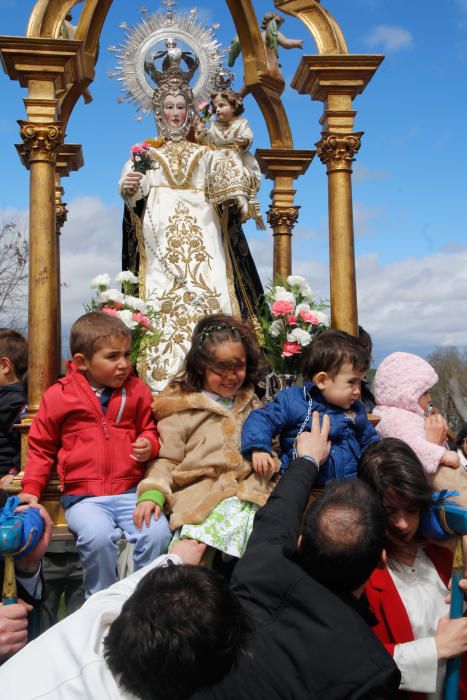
[137,385,275,530]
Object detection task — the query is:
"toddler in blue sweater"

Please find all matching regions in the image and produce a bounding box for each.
[242,329,379,486]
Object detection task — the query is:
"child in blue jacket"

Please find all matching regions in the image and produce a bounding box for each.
[242,329,379,486]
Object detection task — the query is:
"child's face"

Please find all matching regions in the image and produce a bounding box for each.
[418,390,432,414]
[75,335,132,390]
[314,362,364,410]
[203,340,247,398]
[213,95,235,124]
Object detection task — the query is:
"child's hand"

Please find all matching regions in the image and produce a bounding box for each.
[252,450,277,477]
[18,492,39,505]
[0,474,15,489]
[131,437,152,462]
[441,450,461,469]
[425,413,448,446]
[133,500,161,530]
[171,539,207,565]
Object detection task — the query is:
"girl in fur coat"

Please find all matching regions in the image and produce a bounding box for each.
[373,352,467,503]
[133,314,275,559]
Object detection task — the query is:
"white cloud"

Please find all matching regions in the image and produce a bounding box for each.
[354,201,382,236]
[356,249,467,360]
[363,25,413,51]
[290,247,467,361]
[60,196,123,332]
[353,163,391,183]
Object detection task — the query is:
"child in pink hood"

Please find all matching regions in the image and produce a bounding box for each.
[374,352,460,474]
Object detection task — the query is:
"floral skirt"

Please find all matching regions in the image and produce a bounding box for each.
[172,496,259,558]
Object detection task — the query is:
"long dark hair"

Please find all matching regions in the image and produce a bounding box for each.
[173,314,262,392]
[358,438,433,508]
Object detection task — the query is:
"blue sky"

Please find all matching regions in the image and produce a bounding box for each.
[1,0,467,362]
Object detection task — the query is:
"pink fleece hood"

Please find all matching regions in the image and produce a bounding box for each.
[374,352,438,417]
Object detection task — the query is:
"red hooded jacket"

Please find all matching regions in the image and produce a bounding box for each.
[22,362,159,499]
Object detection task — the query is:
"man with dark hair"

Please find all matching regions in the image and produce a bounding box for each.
[300,478,385,594]
[0,540,251,699]
[104,558,250,700]
[194,413,400,699]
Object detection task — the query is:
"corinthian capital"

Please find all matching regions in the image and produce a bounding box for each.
[316,132,363,172]
[18,121,63,165]
[267,206,300,234]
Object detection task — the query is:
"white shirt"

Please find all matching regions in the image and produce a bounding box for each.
[0,554,182,699]
[389,549,448,697]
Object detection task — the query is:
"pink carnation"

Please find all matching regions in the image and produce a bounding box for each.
[102,306,118,317]
[299,310,320,325]
[271,300,295,316]
[287,315,298,326]
[132,311,153,330]
[130,144,144,154]
[281,342,302,357]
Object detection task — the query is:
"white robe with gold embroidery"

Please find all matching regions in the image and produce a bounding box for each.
[119,140,251,392]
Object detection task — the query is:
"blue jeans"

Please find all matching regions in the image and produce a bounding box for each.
[65,491,171,597]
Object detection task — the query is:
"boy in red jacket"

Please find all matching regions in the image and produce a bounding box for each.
[21,312,171,597]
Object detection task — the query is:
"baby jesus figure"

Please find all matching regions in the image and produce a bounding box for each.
[195,89,265,229]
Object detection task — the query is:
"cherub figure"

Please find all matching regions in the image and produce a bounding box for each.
[228,11,303,89]
[195,89,265,229]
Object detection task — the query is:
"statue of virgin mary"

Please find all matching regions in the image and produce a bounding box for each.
[116,9,263,392]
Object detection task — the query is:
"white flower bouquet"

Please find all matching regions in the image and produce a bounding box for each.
[258,275,329,374]
[88,271,160,365]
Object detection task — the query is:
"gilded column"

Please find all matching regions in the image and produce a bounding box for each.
[316,132,362,334]
[268,204,300,278]
[291,54,383,335]
[255,149,315,280]
[55,184,68,370]
[17,121,63,415]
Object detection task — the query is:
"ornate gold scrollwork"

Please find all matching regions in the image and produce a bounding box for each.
[55,202,68,234]
[267,205,300,234]
[316,132,362,172]
[18,121,63,165]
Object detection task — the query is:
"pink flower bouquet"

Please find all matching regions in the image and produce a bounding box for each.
[130,141,154,174]
[87,271,160,366]
[259,275,329,374]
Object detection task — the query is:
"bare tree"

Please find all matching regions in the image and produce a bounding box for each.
[427,346,467,430]
[0,221,28,331]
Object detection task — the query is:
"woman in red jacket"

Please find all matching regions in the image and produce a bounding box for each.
[359,437,467,699]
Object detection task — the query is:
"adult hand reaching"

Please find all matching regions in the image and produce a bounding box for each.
[295,412,331,466]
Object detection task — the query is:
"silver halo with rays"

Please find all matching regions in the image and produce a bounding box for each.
[111,3,224,117]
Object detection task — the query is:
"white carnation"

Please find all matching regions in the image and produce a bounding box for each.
[287,275,306,288]
[287,327,312,346]
[115,270,139,284]
[273,287,296,304]
[295,303,311,314]
[287,275,313,300]
[268,319,283,338]
[301,285,314,302]
[314,310,329,326]
[118,309,138,330]
[91,273,111,289]
[98,289,125,305]
[124,295,147,314]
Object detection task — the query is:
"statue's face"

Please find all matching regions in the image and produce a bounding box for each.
[162,93,187,129]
